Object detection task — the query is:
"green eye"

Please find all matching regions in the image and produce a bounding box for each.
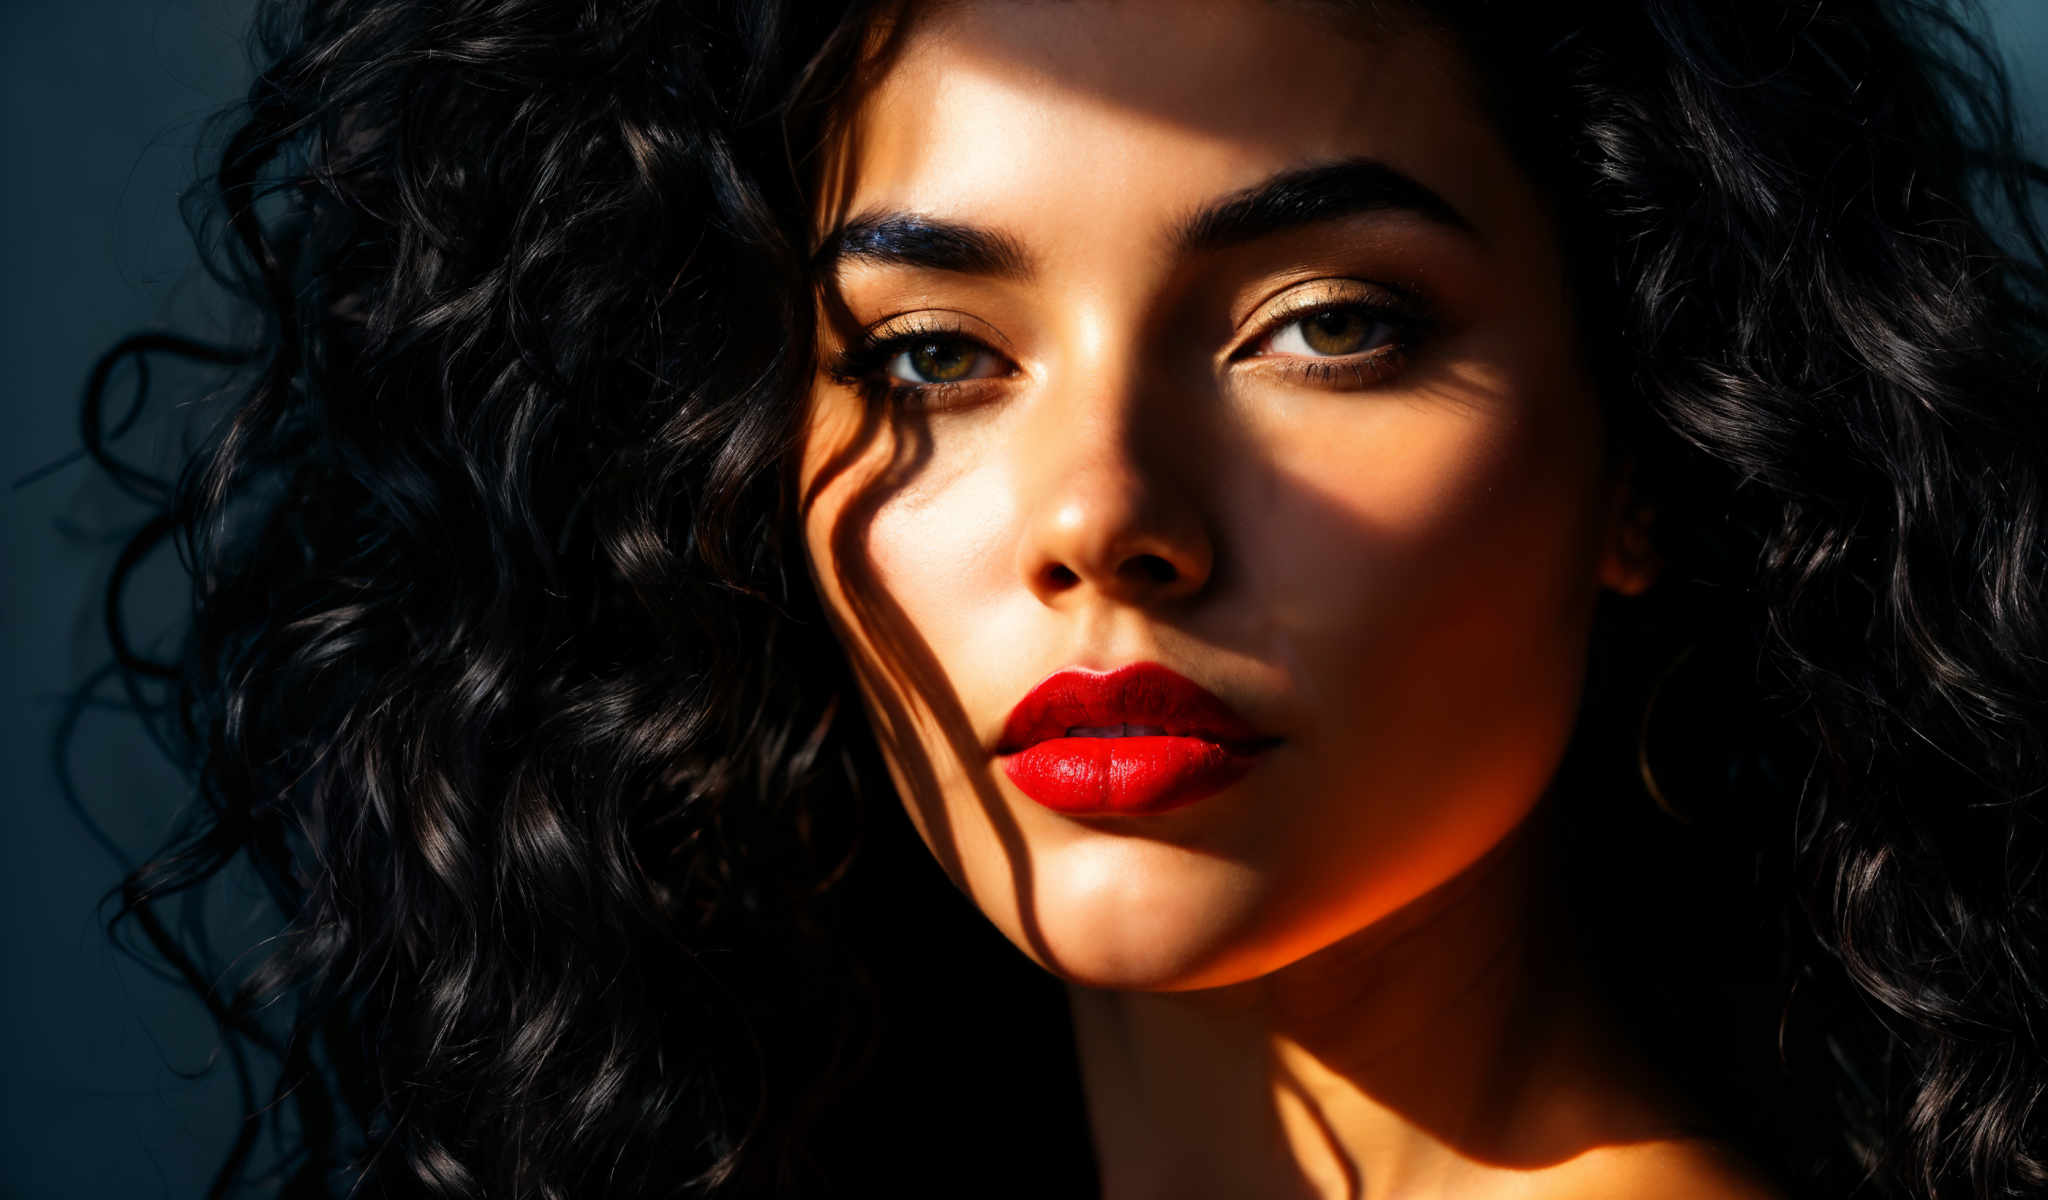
[1244,296,1426,389]
[891,338,986,383]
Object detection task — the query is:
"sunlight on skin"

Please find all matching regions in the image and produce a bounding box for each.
[796,1,1770,1196]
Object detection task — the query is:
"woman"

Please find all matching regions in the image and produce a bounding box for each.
[90,0,2048,1196]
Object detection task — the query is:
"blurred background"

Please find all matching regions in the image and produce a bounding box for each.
[5,2,2046,1196]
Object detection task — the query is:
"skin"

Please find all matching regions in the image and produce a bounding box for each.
[796,2,1777,1196]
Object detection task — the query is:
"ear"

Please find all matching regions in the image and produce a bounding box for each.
[1597,459,1659,597]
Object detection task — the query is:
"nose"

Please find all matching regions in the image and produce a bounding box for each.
[1015,381,1215,610]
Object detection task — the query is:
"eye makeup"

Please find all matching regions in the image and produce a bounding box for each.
[823,278,1439,409]
[1231,280,1437,391]
[825,311,1014,408]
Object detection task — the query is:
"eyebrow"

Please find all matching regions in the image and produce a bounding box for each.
[813,156,1477,280]
[814,215,1033,279]
[1172,157,1478,253]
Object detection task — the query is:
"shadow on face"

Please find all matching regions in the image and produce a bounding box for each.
[794,0,1659,1170]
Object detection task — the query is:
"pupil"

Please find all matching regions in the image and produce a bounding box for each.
[1303,309,1370,355]
[911,340,974,381]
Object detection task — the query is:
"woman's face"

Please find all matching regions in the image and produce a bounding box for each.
[799,0,1647,991]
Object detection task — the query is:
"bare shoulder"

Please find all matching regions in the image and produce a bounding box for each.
[1508,1137,1789,1200]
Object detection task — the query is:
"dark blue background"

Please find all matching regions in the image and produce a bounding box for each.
[5,3,2045,1196]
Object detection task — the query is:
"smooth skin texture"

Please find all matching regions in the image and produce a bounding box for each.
[798,2,1776,1196]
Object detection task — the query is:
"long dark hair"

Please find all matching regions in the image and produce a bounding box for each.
[80,0,2048,1195]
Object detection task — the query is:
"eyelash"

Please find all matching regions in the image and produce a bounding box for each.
[827,299,1434,407]
[826,314,995,407]
[1237,298,1434,388]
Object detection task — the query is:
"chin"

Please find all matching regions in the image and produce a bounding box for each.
[983,835,1295,992]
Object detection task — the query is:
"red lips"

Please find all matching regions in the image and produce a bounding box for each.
[996,662,1277,815]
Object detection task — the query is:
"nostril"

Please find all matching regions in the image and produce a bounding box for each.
[1045,563,1080,587]
[1121,553,1178,585]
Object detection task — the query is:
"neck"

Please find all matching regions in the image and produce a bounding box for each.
[1065,810,1690,1200]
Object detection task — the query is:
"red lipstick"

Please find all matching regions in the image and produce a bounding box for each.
[996,662,1277,815]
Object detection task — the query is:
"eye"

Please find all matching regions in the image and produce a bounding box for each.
[826,317,1015,404]
[1258,305,1401,358]
[883,336,1005,385]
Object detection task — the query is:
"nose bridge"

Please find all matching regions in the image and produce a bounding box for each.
[1014,299,1214,607]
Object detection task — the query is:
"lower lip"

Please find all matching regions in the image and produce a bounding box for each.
[1000,736,1272,815]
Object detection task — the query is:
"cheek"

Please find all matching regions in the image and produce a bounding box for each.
[798,409,1017,881]
[864,459,1015,629]
[1232,375,1609,933]
[1255,358,1607,703]
[803,401,1012,624]
[800,412,1016,766]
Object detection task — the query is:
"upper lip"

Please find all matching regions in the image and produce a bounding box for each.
[996,662,1272,754]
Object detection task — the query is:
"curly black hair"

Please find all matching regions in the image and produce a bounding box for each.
[79,0,2048,1196]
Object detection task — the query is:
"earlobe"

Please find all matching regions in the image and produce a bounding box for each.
[1597,468,1660,597]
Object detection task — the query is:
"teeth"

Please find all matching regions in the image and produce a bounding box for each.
[1065,723,1170,737]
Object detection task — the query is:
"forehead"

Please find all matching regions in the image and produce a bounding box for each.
[815,0,1516,244]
